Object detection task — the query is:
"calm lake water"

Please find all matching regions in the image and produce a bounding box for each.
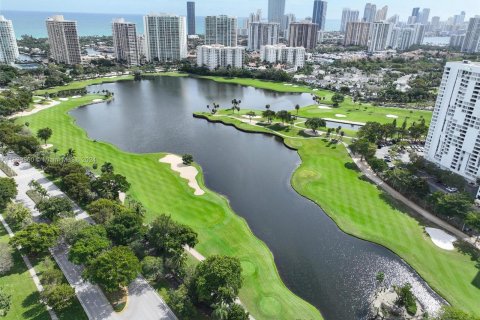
[71,77,443,319]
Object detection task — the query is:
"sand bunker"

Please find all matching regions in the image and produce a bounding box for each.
[72,95,81,99]
[59,98,69,101]
[318,105,332,109]
[41,144,53,150]
[92,99,104,102]
[242,115,262,119]
[386,114,399,118]
[425,227,457,250]
[160,154,205,196]
[303,129,322,137]
[335,114,347,118]
[8,100,60,119]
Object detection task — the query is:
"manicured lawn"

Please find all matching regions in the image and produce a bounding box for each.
[0,226,50,320]
[199,76,432,125]
[198,113,480,315]
[16,96,322,320]
[34,72,188,96]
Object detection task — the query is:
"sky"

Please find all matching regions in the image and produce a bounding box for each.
[0,0,476,21]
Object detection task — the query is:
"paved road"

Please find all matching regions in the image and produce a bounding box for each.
[2,155,177,320]
[344,145,480,247]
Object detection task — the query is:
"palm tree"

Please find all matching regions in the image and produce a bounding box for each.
[212,302,229,320]
[246,111,256,122]
[295,104,300,115]
[265,104,270,110]
[63,148,76,163]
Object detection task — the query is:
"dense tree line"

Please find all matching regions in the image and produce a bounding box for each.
[180,63,293,82]
[0,88,33,117]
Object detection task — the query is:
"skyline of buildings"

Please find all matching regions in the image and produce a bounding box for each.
[45,15,81,65]
[260,44,305,70]
[268,0,286,24]
[248,21,279,51]
[0,15,19,64]
[288,21,319,50]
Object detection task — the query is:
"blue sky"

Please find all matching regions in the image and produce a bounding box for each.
[0,0,476,20]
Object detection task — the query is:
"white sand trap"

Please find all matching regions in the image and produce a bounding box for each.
[59,98,69,101]
[335,114,347,118]
[293,85,299,87]
[312,89,318,91]
[241,115,262,119]
[318,105,332,109]
[72,95,81,99]
[386,114,399,118]
[41,144,53,150]
[8,100,60,119]
[160,154,205,196]
[425,227,457,250]
[92,99,103,102]
[303,129,322,137]
[283,83,292,86]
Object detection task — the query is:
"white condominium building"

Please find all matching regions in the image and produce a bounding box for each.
[260,44,305,70]
[425,61,480,183]
[197,45,244,70]
[112,18,139,66]
[368,21,392,52]
[205,15,237,47]
[0,15,19,64]
[46,15,81,65]
[389,24,425,50]
[248,22,279,51]
[144,14,187,62]
[462,17,480,53]
[340,8,359,33]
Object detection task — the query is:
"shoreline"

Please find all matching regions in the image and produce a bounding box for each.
[195,113,479,315]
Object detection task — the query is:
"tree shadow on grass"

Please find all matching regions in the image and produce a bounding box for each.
[454,241,480,289]
[22,291,47,320]
[344,162,360,172]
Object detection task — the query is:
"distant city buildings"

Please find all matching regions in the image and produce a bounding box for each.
[260,44,305,70]
[449,34,466,50]
[187,1,196,35]
[248,22,279,51]
[288,21,319,50]
[375,6,388,22]
[389,24,425,50]
[425,61,480,183]
[112,18,139,66]
[205,15,237,47]
[368,21,392,52]
[344,21,371,47]
[363,3,377,23]
[268,0,285,24]
[46,15,81,65]
[312,0,328,30]
[462,17,480,53]
[340,8,359,33]
[197,44,244,69]
[0,15,19,64]
[281,13,296,38]
[143,14,187,62]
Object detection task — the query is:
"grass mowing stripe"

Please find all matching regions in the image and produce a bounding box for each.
[202,114,480,315]
[16,95,322,320]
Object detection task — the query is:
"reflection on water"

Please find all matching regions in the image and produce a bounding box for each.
[71,77,444,319]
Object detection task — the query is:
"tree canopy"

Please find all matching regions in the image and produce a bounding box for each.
[83,246,140,292]
[10,223,59,255]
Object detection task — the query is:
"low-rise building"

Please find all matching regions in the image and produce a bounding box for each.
[260,44,305,70]
[197,44,244,69]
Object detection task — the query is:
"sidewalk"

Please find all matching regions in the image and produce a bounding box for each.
[344,145,480,248]
[1,155,177,320]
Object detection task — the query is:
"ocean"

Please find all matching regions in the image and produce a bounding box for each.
[2,10,341,38]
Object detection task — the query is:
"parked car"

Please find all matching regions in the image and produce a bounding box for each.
[445,187,458,193]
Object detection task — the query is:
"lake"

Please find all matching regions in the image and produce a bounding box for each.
[71,76,443,320]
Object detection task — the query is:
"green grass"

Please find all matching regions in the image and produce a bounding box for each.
[198,76,432,125]
[34,72,188,96]
[16,95,322,320]
[32,257,88,320]
[0,226,50,320]
[198,113,480,315]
